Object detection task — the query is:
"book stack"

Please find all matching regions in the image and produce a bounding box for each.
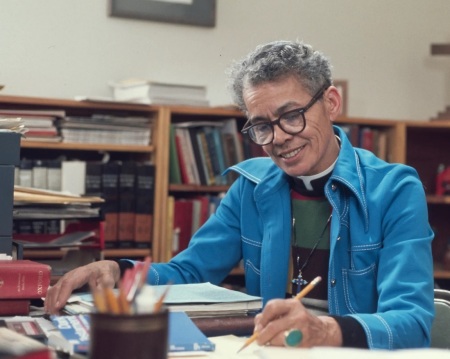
[0,259,51,316]
[13,160,156,250]
[56,114,152,146]
[110,79,209,107]
[0,109,64,143]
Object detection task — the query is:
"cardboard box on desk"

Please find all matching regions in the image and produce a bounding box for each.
[0,131,21,254]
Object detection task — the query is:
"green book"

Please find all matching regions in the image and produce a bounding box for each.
[169,124,182,184]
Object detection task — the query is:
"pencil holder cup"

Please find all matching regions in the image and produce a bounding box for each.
[89,309,169,359]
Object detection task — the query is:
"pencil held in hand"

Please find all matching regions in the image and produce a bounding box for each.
[236,276,322,354]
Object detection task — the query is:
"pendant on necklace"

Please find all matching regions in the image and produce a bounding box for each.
[292,271,308,295]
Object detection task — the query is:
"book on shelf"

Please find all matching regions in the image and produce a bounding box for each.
[188,126,210,185]
[0,259,51,299]
[173,126,201,185]
[14,230,99,249]
[101,161,121,248]
[197,130,216,185]
[13,185,104,205]
[172,199,194,256]
[168,124,182,185]
[84,161,103,198]
[110,79,209,107]
[61,160,87,196]
[171,120,244,186]
[118,161,136,248]
[56,114,152,146]
[134,162,155,249]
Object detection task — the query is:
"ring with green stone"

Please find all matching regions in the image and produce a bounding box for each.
[284,329,303,347]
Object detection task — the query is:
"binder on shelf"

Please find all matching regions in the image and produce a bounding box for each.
[101,161,121,248]
[134,162,155,249]
[118,161,136,248]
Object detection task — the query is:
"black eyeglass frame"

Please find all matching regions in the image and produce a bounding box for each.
[241,84,329,146]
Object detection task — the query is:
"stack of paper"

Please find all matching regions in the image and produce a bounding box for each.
[110,79,209,107]
[154,282,262,318]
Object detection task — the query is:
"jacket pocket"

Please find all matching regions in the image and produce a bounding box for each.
[342,263,377,313]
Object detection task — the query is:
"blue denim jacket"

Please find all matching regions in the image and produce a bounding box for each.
[150,126,434,349]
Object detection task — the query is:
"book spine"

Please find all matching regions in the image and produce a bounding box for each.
[0,261,51,299]
[174,128,193,184]
[172,200,194,255]
[197,131,215,185]
[118,161,136,248]
[188,127,208,185]
[101,161,121,248]
[85,161,103,197]
[168,124,182,185]
[134,162,155,248]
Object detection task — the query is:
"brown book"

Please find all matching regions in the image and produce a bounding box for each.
[101,161,121,248]
[0,299,30,315]
[0,260,51,299]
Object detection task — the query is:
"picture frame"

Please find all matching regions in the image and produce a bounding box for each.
[108,0,216,27]
[334,80,348,116]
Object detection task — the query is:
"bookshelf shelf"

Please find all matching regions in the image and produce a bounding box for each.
[21,140,154,153]
[169,184,229,193]
[1,94,162,262]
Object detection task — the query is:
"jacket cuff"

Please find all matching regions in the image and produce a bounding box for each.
[329,315,368,348]
[116,259,134,278]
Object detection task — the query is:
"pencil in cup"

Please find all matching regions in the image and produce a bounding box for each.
[236,276,322,353]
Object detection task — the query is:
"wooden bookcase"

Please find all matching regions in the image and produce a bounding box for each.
[2,94,450,285]
[0,95,163,261]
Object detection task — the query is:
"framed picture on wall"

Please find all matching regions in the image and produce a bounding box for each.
[334,80,348,116]
[109,0,216,27]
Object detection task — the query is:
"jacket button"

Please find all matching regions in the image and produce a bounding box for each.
[331,184,337,191]
[337,236,341,241]
[331,279,336,286]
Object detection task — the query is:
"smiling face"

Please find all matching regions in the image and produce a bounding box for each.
[243,76,342,177]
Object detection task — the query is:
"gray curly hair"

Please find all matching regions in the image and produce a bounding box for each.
[228,40,333,112]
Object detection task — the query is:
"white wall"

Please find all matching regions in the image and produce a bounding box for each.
[0,0,449,120]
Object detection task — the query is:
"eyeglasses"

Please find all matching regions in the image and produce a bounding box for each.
[241,85,329,146]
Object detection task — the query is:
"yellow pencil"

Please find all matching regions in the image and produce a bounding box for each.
[104,287,121,314]
[236,276,322,354]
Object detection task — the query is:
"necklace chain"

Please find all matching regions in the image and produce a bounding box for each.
[291,213,331,294]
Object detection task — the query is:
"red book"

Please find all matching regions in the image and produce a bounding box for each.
[173,200,194,256]
[0,260,51,299]
[0,299,30,315]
